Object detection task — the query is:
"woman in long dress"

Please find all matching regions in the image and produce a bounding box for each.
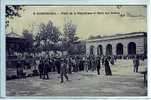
[104,58,112,76]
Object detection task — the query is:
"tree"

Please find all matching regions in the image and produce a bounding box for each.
[35,21,61,52]
[22,29,34,52]
[72,41,86,55]
[5,5,24,27]
[23,30,33,41]
[63,21,79,55]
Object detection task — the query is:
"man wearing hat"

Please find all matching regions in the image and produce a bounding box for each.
[60,58,69,83]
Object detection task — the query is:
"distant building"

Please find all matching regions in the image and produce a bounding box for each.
[6,31,27,56]
[86,32,147,57]
[6,32,30,79]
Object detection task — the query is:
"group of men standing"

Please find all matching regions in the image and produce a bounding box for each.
[38,58,69,83]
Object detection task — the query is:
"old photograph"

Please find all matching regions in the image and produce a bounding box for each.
[5,5,147,96]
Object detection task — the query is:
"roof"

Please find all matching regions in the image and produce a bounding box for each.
[6,31,24,39]
[87,32,147,43]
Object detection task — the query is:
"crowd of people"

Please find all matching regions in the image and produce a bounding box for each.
[14,54,115,82]
[8,51,146,83]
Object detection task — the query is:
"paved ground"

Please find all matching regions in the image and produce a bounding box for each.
[6,60,147,96]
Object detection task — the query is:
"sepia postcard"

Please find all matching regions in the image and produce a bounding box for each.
[0,0,150,99]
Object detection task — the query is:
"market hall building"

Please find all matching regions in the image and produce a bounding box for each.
[86,32,147,57]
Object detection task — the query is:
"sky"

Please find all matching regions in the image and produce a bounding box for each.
[6,5,147,40]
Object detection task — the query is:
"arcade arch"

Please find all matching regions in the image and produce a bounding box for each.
[97,45,103,55]
[106,44,112,55]
[90,45,94,55]
[128,42,136,55]
[116,43,123,55]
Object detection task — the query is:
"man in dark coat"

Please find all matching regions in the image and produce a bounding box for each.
[38,60,43,79]
[60,59,68,83]
[16,61,24,79]
[68,58,72,74]
[96,57,101,75]
[79,58,84,71]
[16,61,21,79]
[43,60,49,79]
[104,58,112,75]
[55,58,61,74]
[52,59,56,72]
[133,56,140,72]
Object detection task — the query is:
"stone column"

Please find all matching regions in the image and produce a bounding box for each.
[103,44,106,55]
[94,45,97,56]
[112,44,116,55]
[86,44,90,56]
[123,43,128,56]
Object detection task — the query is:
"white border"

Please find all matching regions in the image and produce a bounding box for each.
[0,0,150,99]
[147,0,151,98]
[1,0,6,98]
[1,0,148,5]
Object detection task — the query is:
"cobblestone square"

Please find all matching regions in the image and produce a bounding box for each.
[6,60,147,96]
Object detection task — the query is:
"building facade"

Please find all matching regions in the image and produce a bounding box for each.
[86,32,147,57]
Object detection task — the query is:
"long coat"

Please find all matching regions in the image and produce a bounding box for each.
[96,59,100,69]
[38,62,43,73]
[44,62,49,74]
[133,58,140,67]
[55,59,61,74]
[104,60,112,75]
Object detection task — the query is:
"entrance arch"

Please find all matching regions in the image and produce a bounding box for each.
[90,45,94,55]
[116,43,123,55]
[97,45,103,55]
[106,44,112,55]
[128,42,136,55]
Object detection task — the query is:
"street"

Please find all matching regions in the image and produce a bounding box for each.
[6,59,147,96]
